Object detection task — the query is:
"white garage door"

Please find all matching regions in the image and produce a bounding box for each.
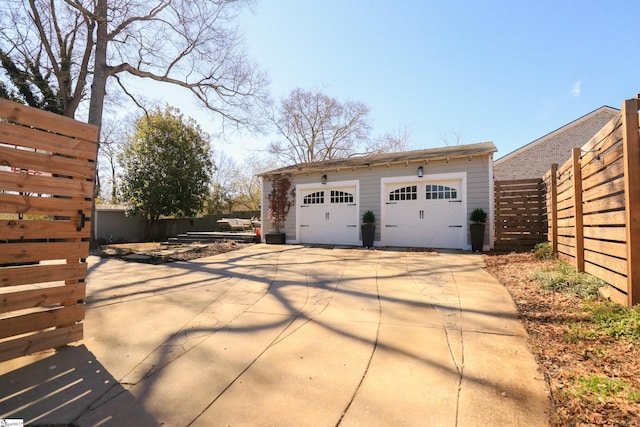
[298,185,359,245]
[384,179,465,249]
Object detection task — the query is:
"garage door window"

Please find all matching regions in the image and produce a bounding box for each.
[425,184,457,200]
[304,191,324,204]
[331,190,354,204]
[389,185,417,201]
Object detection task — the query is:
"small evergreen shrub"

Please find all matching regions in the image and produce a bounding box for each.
[362,210,375,225]
[470,208,487,223]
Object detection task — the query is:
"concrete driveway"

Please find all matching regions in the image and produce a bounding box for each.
[0,245,550,426]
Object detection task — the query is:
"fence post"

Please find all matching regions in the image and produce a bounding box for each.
[572,148,584,272]
[622,98,640,306]
[550,163,558,255]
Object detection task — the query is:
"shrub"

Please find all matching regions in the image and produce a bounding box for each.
[532,242,554,260]
[362,210,375,225]
[470,208,487,223]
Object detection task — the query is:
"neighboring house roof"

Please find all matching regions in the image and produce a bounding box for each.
[494,106,619,180]
[261,141,497,176]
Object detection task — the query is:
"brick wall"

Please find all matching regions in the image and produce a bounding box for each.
[494,109,617,180]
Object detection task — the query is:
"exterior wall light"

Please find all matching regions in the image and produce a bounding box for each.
[321,174,327,184]
[417,166,424,178]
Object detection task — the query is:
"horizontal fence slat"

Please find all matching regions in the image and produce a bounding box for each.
[0,193,93,217]
[582,175,625,203]
[0,304,85,340]
[557,196,575,210]
[585,262,627,295]
[582,226,627,242]
[583,237,627,259]
[580,114,622,161]
[0,170,94,199]
[582,157,625,191]
[0,283,85,313]
[557,242,576,257]
[0,323,83,363]
[0,146,95,179]
[0,242,90,264]
[557,217,574,227]
[582,194,626,214]
[1,263,87,288]
[0,219,85,240]
[584,249,628,276]
[0,98,98,142]
[494,178,543,186]
[583,210,627,226]
[0,122,97,161]
[496,225,547,232]
[581,143,624,182]
[557,235,576,247]
[495,214,547,220]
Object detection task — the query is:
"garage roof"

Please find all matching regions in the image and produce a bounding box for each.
[260,141,497,176]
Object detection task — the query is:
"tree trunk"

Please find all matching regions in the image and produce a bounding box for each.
[88,0,108,248]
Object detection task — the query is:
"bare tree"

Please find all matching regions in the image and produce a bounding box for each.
[366,124,412,154]
[97,117,133,203]
[441,130,464,146]
[269,87,372,165]
[207,149,239,215]
[0,0,269,132]
[233,153,274,211]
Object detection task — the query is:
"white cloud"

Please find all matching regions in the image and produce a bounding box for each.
[571,81,582,97]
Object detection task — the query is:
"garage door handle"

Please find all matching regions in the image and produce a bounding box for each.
[347,203,357,206]
[386,225,397,227]
[347,225,357,227]
[449,200,462,203]
[301,224,310,227]
[386,202,397,205]
[449,225,463,228]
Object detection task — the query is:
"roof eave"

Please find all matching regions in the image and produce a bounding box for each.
[260,142,497,177]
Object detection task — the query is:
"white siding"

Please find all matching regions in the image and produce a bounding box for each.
[262,153,492,247]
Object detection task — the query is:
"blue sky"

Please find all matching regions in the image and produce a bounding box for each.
[164,1,640,162]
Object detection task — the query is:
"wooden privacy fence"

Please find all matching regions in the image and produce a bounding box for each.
[494,178,547,250]
[0,99,98,362]
[544,97,640,306]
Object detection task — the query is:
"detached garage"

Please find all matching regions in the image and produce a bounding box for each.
[260,142,497,250]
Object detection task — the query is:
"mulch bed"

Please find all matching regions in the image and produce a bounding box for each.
[483,252,640,426]
[97,241,250,264]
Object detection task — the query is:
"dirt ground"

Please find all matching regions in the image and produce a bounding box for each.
[484,252,640,426]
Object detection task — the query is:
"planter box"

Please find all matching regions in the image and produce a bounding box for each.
[361,224,375,248]
[470,223,485,252]
[265,232,286,245]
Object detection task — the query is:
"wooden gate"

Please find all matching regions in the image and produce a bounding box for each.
[0,99,98,362]
[494,178,547,250]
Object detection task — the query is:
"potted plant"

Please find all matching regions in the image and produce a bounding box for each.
[361,210,376,248]
[266,174,294,244]
[470,207,488,252]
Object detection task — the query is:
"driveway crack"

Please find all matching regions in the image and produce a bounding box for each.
[335,252,382,426]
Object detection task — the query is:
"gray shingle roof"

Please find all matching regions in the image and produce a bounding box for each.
[260,141,497,176]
